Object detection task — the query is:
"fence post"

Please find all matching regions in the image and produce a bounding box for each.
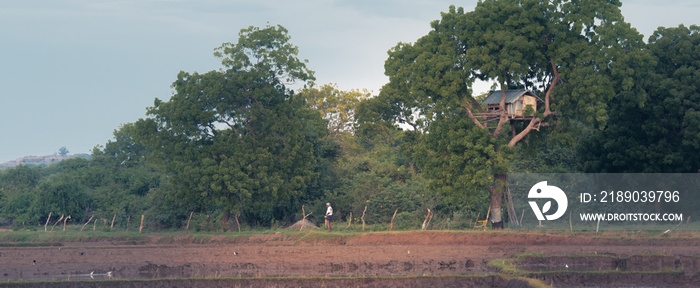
[139,215,145,233]
[51,215,64,232]
[186,211,194,233]
[390,209,398,231]
[344,212,352,231]
[44,212,52,232]
[63,215,71,231]
[80,216,94,232]
[110,213,117,231]
[421,209,431,230]
[361,206,367,231]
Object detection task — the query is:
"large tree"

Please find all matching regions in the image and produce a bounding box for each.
[298,84,371,137]
[141,25,328,229]
[579,25,700,173]
[363,0,651,228]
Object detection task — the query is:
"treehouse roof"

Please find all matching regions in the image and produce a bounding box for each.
[480,89,542,105]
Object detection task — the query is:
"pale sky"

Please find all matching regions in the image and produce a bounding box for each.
[1,0,698,163]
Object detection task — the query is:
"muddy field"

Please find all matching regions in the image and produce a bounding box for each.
[1,231,699,287]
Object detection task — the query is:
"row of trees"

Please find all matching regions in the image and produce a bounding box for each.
[0,0,697,230]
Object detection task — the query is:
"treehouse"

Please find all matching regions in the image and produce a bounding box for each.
[478,89,543,121]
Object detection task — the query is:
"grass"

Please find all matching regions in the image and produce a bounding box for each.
[0,274,553,288]
[0,242,61,247]
[0,224,698,247]
[489,258,519,274]
[490,251,693,276]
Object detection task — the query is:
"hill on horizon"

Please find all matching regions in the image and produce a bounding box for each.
[0,153,92,169]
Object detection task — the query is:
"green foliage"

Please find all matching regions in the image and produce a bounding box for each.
[298,84,371,136]
[315,131,437,225]
[579,25,700,172]
[0,14,693,233]
[140,24,330,228]
[214,24,315,85]
[360,1,653,228]
[0,165,41,189]
[32,178,92,221]
[419,115,511,213]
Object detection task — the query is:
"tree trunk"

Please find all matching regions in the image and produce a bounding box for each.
[489,173,507,229]
[221,210,231,232]
[234,213,241,232]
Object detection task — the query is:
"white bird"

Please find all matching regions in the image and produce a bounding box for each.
[233,252,238,255]
[565,264,569,270]
[407,250,410,254]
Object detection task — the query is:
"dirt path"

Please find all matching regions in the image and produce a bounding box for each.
[0,231,698,282]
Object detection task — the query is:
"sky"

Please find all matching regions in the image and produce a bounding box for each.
[1,0,698,163]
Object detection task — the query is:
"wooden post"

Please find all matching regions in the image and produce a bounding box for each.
[300,205,305,231]
[102,219,107,230]
[344,212,352,231]
[44,212,52,232]
[186,211,194,233]
[685,216,691,233]
[110,213,117,231]
[506,185,518,226]
[390,209,398,231]
[93,219,98,231]
[63,215,71,231]
[126,215,130,232]
[426,210,434,229]
[139,214,145,233]
[569,210,573,233]
[80,216,94,232]
[484,207,491,229]
[422,209,431,230]
[473,212,481,229]
[234,213,241,232]
[299,205,313,232]
[51,215,64,232]
[520,209,525,227]
[361,206,367,231]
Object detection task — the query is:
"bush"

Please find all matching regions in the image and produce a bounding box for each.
[393,211,422,230]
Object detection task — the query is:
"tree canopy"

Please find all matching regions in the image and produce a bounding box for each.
[579,25,700,173]
[360,0,652,227]
[141,24,330,228]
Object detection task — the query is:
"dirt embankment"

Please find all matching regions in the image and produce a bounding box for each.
[0,231,699,287]
[0,276,533,288]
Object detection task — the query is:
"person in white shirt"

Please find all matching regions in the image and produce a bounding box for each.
[325,203,333,232]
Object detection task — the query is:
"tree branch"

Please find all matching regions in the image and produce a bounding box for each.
[469,97,484,113]
[217,117,240,138]
[544,58,560,115]
[507,59,560,146]
[492,88,509,137]
[459,99,485,129]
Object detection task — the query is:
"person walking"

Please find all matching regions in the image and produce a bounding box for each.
[325,202,333,232]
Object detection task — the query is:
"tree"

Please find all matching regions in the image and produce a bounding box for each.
[365,1,651,228]
[298,84,371,137]
[58,146,69,156]
[142,24,328,228]
[33,179,92,223]
[579,25,700,173]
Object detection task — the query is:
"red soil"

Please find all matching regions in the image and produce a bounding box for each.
[0,231,698,285]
